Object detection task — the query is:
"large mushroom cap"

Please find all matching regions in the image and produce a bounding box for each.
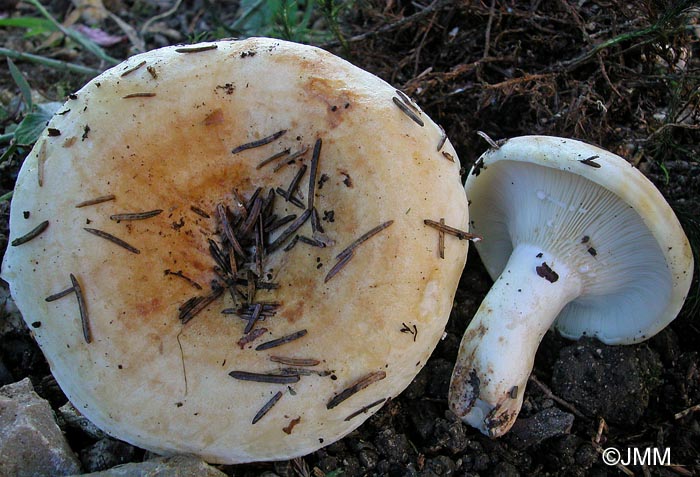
[467,135,693,344]
[1,38,468,463]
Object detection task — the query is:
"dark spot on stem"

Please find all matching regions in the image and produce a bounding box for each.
[536,262,559,283]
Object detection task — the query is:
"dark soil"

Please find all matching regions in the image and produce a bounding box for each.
[1,1,699,476]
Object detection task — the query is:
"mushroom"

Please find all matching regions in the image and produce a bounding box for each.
[1,38,469,463]
[449,135,693,437]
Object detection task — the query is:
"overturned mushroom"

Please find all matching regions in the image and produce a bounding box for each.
[450,135,693,437]
[1,38,469,463]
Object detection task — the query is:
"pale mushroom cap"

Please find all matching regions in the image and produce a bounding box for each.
[465,135,693,344]
[1,38,468,464]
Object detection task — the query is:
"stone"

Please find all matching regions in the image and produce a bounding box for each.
[68,454,228,476]
[79,437,138,473]
[0,285,24,335]
[508,407,575,449]
[59,401,108,440]
[0,378,81,477]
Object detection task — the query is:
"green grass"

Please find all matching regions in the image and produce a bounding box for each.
[2,58,63,147]
[225,0,349,45]
[0,0,119,76]
[0,17,55,38]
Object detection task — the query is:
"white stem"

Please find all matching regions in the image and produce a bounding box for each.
[448,243,582,437]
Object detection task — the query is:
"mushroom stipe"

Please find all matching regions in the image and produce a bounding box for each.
[450,135,693,438]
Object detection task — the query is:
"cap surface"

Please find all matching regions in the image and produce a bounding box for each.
[465,135,693,344]
[1,38,468,463]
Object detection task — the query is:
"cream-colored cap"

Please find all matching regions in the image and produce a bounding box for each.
[2,38,468,464]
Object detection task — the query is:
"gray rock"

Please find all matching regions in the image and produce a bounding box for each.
[69,454,228,476]
[59,401,108,440]
[0,286,24,336]
[508,407,574,449]
[79,437,138,473]
[0,378,82,477]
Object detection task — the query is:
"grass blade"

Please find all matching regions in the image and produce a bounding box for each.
[0,48,102,76]
[7,58,33,109]
[24,0,120,65]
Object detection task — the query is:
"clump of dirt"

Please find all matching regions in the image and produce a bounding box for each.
[551,338,663,425]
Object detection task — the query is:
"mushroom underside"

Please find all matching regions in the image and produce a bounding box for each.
[470,160,672,343]
[450,157,676,437]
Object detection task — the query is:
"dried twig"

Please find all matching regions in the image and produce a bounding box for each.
[321,0,455,48]
[140,0,184,36]
[674,402,700,420]
[528,375,588,420]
